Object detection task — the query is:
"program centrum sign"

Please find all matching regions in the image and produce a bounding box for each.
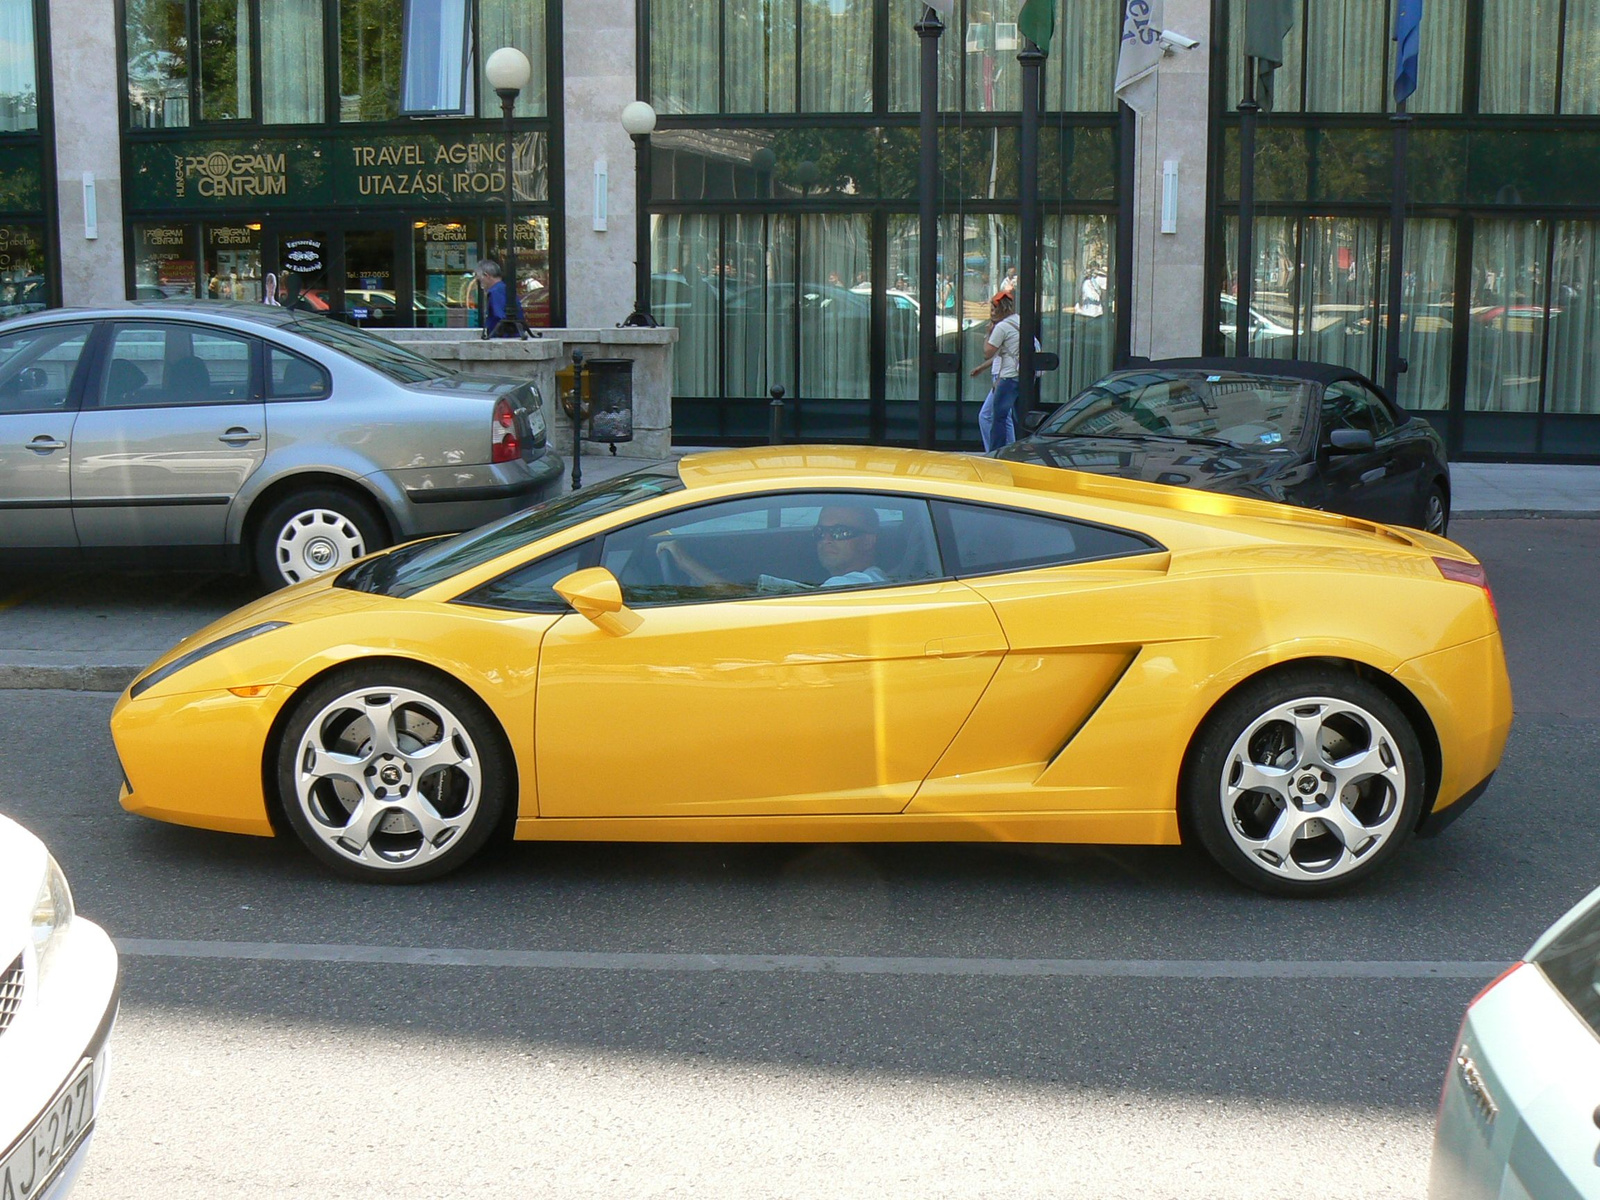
[127,130,548,211]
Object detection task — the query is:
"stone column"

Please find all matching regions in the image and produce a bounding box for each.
[561,0,639,329]
[48,0,125,306]
[1129,0,1212,360]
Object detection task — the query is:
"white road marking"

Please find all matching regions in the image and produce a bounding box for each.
[117,939,1511,979]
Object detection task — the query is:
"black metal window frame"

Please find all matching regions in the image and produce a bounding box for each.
[1204,0,1600,462]
[639,2,1126,447]
[116,0,554,129]
[0,0,60,308]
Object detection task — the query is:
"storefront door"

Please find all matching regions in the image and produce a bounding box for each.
[264,223,413,330]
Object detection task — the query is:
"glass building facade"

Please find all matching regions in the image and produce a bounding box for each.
[118,0,561,329]
[644,0,1124,447]
[1211,0,1600,458]
[0,0,55,317]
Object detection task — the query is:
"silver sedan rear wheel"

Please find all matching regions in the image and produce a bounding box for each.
[277,508,368,583]
[1185,670,1425,896]
[252,487,387,591]
[277,668,510,882]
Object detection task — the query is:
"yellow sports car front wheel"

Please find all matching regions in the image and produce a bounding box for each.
[275,664,515,882]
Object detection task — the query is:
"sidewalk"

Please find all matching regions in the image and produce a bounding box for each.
[2,457,1597,692]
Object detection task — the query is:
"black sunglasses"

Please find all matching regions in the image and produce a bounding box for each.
[812,524,872,542]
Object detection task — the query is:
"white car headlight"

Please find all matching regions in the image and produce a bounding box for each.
[30,854,73,977]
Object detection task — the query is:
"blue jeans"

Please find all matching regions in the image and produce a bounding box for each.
[980,376,1020,451]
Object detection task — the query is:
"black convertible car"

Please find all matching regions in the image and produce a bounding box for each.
[998,358,1450,534]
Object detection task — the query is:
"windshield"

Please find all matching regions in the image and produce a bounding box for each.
[1535,890,1600,1038]
[338,467,685,597]
[1037,371,1316,450]
[284,315,456,384]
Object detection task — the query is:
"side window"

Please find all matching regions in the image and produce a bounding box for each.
[1323,381,1395,439]
[268,346,331,400]
[455,542,592,612]
[0,324,91,415]
[935,501,1156,576]
[98,323,255,408]
[600,492,941,607]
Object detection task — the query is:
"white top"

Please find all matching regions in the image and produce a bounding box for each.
[986,314,1022,379]
[758,566,889,594]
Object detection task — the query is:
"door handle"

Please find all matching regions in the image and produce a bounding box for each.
[26,435,65,451]
[219,427,262,445]
[1360,467,1386,485]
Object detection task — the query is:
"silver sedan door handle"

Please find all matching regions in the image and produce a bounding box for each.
[27,435,66,451]
[219,427,262,445]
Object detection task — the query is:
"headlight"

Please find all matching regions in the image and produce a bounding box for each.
[129,620,289,699]
[31,855,73,977]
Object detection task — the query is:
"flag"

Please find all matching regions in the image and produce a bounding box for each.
[1244,0,1297,110]
[1114,0,1164,114]
[1394,0,1423,105]
[1018,0,1054,53]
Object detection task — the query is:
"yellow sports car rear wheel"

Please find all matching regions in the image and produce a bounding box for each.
[1184,667,1425,897]
[275,664,511,883]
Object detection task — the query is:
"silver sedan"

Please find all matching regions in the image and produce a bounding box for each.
[0,300,562,589]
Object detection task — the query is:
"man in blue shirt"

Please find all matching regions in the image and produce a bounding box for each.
[474,259,522,337]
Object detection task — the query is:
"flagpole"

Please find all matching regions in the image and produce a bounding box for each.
[1236,57,1260,358]
[1384,98,1411,400]
[915,5,944,450]
[1017,35,1045,430]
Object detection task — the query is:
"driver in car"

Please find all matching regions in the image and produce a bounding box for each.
[657,504,888,595]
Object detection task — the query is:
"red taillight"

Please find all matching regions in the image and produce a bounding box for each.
[1439,960,1525,1121]
[1433,556,1498,621]
[491,397,520,464]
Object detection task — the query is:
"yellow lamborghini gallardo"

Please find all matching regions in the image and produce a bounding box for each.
[110,448,1512,895]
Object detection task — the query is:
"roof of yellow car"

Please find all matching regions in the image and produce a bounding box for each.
[674,444,1433,550]
[675,445,1012,489]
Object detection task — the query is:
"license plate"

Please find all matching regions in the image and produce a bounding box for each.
[0,1059,94,1200]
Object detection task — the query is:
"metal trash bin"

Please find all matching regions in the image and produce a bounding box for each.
[582,357,635,444]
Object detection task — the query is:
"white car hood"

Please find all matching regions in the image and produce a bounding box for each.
[0,811,48,964]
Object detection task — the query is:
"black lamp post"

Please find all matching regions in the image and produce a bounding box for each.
[621,101,659,327]
[485,46,532,338]
[914,5,944,450]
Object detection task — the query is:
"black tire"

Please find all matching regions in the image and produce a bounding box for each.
[1421,483,1449,537]
[1182,667,1425,897]
[274,663,512,883]
[252,487,387,591]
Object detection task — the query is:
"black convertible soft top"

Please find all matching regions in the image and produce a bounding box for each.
[1122,356,1382,392]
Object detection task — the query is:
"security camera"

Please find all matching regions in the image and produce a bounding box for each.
[1157,29,1200,52]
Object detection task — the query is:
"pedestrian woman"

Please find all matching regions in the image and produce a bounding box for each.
[970,291,1021,451]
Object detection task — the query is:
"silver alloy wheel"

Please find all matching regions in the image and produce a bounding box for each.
[1219,695,1408,883]
[291,685,483,872]
[1424,491,1448,535]
[275,508,368,584]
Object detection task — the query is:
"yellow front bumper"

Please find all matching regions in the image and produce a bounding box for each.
[113,685,294,837]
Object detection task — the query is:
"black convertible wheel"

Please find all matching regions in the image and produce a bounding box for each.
[1183,668,1426,897]
[1422,484,1449,536]
[275,664,512,883]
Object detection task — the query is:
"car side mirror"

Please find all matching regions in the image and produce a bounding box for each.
[553,567,642,636]
[1022,410,1047,433]
[1327,428,1376,454]
[18,366,46,390]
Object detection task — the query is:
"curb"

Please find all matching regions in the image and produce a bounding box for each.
[1454,509,1600,520]
[0,663,143,692]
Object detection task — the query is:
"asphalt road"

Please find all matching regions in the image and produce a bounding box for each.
[3,518,1596,1199]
